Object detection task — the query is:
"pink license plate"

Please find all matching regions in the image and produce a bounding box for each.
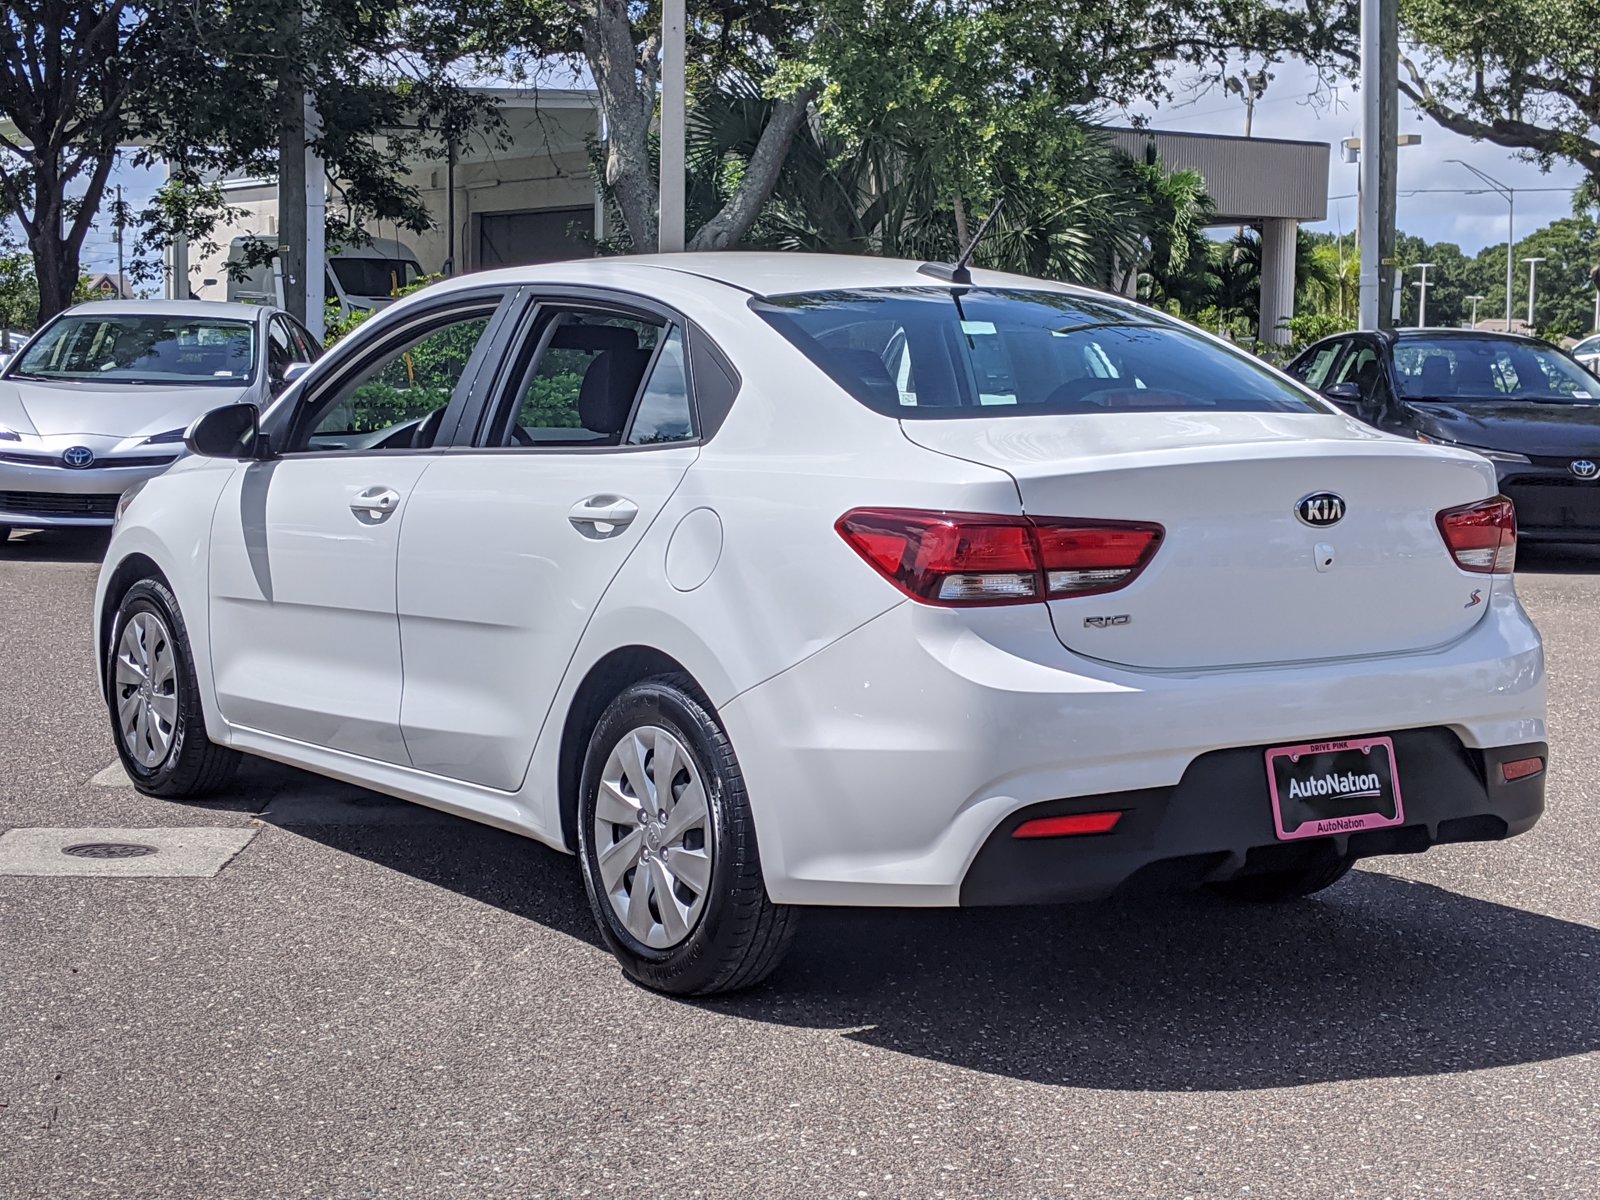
[1265,736,1405,841]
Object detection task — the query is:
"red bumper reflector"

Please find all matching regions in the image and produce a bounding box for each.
[1011,811,1123,839]
[1501,756,1545,782]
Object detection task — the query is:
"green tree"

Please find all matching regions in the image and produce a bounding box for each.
[0,0,486,322]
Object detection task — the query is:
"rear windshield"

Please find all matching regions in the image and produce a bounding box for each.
[751,287,1320,418]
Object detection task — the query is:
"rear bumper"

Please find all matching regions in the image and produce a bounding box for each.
[722,588,1544,907]
[960,731,1545,905]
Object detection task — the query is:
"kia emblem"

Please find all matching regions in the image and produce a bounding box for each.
[1295,492,1346,528]
[1570,459,1598,480]
[61,445,96,468]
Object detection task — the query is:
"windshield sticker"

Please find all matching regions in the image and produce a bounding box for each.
[959,320,997,335]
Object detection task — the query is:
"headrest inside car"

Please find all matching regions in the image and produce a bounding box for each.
[550,324,639,352]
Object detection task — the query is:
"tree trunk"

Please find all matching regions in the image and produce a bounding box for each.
[581,0,659,251]
[689,85,818,251]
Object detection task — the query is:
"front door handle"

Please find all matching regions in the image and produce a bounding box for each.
[350,486,401,523]
[568,494,639,538]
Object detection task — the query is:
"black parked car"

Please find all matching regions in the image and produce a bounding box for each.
[1287,329,1600,542]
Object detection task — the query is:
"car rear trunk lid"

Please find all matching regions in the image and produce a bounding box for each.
[902,411,1502,670]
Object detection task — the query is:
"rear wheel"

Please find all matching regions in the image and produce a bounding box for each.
[1208,857,1355,903]
[106,579,240,798]
[577,675,795,996]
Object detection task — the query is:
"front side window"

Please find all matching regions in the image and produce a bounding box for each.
[12,315,257,385]
[752,288,1321,418]
[292,309,494,452]
[1296,342,1347,389]
[1394,337,1600,402]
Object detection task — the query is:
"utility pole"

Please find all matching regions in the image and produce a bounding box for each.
[278,66,308,326]
[1412,262,1434,327]
[656,0,686,252]
[1522,256,1546,331]
[1467,293,1486,327]
[1357,0,1382,330]
[1357,0,1400,330]
[1376,0,1400,332]
[114,184,126,297]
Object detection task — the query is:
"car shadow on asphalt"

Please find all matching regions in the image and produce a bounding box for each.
[0,527,110,565]
[254,771,1600,1092]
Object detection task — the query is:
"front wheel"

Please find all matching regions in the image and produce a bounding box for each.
[1207,857,1355,903]
[106,578,240,798]
[577,675,795,996]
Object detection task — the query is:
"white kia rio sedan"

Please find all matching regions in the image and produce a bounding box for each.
[95,254,1547,995]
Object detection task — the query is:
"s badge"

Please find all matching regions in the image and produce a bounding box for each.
[1465,589,1483,608]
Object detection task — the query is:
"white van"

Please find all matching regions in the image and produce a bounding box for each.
[222,236,424,321]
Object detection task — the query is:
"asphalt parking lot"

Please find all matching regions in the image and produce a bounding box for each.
[2,529,1597,1200]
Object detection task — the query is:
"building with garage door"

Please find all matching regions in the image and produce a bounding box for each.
[182,95,1329,345]
[184,88,606,301]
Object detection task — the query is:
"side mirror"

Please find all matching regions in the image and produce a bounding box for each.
[185,403,263,459]
[1322,381,1364,409]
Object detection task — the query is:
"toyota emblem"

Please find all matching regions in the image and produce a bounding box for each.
[61,445,96,469]
[1570,459,1598,480]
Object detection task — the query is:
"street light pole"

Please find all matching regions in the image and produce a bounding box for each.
[1466,294,1486,328]
[1413,262,1434,327]
[1521,256,1546,331]
[1448,160,1515,332]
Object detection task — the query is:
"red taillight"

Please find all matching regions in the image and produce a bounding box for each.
[1437,496,1516,574]
[835,509,1163,607]
[1012,811,1123,839]
[1501,756,1545,782]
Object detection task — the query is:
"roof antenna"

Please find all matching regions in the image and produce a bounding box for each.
[918,198,1005,286]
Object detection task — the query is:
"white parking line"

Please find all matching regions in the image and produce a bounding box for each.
[0,827,257,877]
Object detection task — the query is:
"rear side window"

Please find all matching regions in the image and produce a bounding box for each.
[752,287,1319,418]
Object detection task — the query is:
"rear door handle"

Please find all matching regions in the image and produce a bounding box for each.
[569,494,639,538]
[350,486,401,522]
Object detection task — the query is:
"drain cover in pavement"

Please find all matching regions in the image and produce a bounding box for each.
[0,827,256,877]
[62,842,158,859]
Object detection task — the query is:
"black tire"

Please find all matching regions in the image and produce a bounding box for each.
[106,578,240,798]
[577,674,795,996]
[1208,857,1355,903]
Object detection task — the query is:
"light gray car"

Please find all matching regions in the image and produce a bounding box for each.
[0,299,320,539]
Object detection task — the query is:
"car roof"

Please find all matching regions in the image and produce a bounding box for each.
[1389,327,1551,348]
[424,252,1104,303]
[63,299,270,321]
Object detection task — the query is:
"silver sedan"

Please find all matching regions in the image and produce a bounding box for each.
[0,299,320,539]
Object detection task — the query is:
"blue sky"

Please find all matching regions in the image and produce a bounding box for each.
[72,57,1592,280]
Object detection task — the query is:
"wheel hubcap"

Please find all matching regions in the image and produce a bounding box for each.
[592,725,712,950]
[114,611,178,768]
